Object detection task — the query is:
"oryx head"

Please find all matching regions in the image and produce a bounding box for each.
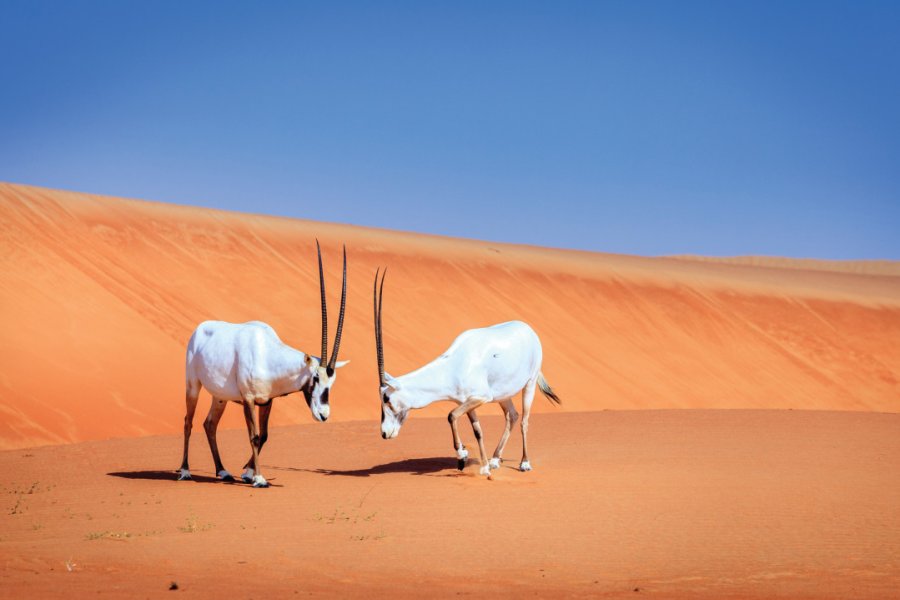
[373,269,409,439]
[302,240,350,422]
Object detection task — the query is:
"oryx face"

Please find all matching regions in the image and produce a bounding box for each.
[302,360,349,422]
[373,268,407,439]
[380,384,408,439]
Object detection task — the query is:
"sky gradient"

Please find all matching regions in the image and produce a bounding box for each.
[2,1,898,258]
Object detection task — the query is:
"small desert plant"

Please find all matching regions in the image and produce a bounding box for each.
[178,515,213,533]
[85,530,131,541]
[9,497,24,515]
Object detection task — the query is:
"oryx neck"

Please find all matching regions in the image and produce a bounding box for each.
[266,345,313,392]
[395,358,456,409]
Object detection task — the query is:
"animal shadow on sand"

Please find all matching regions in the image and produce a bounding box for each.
[107,470,281,486]
[271,456,459,478]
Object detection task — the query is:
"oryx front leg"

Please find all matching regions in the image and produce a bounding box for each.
[242,400,272,483]
[242,400,268,488]
[490,399,518,470]
[204,398,233,481]
[467,409,492,479]
[448,399,484,472]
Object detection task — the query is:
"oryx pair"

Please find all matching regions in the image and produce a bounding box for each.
[179,242,560,487]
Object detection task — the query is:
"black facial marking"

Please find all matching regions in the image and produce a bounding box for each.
[381,405,385,424]
[326,366,335,378]
[382,392,390,404]
[320,387,330,405]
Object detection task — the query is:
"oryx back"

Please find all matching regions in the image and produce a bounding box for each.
[186,320,283,402]
[444,320,542,402]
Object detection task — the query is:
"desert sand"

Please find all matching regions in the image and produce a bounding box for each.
[2,412,898,598]
[1,182,899,597]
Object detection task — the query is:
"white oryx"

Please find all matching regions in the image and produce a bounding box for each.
[373,270,561,479]
[179,242,349,488]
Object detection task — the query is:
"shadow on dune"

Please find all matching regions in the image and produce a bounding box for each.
[108,470,226,484]
[271,456,458,477]
[318,456,457,477]
[107,470,285,487]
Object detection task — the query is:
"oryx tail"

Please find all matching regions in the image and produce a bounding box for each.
[537,372,561,405]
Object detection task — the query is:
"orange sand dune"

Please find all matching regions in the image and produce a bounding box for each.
[1,182,899,450]
[0,411,898,598]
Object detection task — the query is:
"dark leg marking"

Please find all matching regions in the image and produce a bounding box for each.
[203,398,229,478]
[244,400,273,471]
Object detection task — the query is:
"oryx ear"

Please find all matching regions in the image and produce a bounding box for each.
[384,373,400,391]
[334,360,350,369]
[305,355,316,367]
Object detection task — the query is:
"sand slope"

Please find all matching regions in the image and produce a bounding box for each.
[1,411,898,598]
[1,182,899,449]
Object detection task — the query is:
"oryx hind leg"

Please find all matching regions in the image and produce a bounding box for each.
[519,380,537,472]
[490,399,518,470]
[179,379,201,480]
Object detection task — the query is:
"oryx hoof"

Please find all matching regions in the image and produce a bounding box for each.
[217,470,235,482]
[252,475,269,488]
[479,465,492,478]
[519,460,532,472]
[489,458,501,470]
[456,446,469,470]
[178,469,192,481]
[241,468,255,483]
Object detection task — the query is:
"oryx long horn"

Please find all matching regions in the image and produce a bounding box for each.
[317,239,328,366]
[327,245,347,371]
[373,268,387,387]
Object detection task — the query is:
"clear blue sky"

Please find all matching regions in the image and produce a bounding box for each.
[2,1,898,258]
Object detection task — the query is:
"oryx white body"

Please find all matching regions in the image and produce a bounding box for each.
[179,242,349,488]
[378,318,561,478]
[384,321,542,411]
[186,320,319,407]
